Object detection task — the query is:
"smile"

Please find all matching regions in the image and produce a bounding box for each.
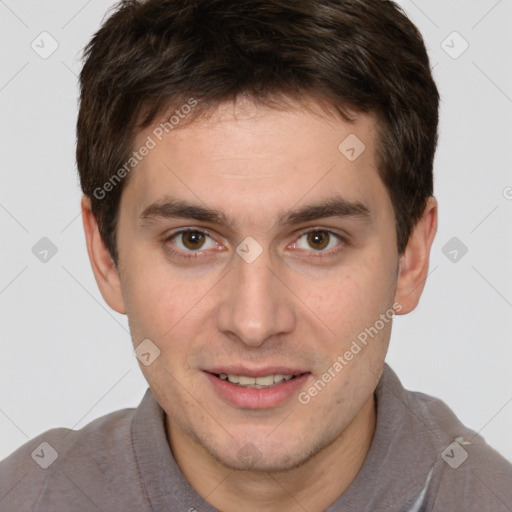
[215,373,297,389]
[204,371,311,409]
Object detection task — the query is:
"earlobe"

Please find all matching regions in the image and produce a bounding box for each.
[81,196,126,314]
[394,197,438,315]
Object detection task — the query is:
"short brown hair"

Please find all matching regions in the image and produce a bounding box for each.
[77,0,439,265]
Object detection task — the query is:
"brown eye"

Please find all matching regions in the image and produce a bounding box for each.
[306,231,330,250]
[163,229,219,260]
[294,229,343,255]
[181,231,206,250]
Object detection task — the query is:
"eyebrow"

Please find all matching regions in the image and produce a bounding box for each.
[139,196,372,230]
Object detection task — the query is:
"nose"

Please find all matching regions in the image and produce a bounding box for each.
[215,247,296,348]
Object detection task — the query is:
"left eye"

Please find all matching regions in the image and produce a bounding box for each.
[294,230,341,251]
[171,230,218,251]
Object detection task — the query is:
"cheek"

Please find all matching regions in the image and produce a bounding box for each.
[122,252,218,346]
[299,261,393,334]
[120,252,177,336]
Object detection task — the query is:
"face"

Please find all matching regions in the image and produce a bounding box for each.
[113,98,402,471]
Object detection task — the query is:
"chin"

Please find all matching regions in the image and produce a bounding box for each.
[214,450,310,473]
[200,433,324,473]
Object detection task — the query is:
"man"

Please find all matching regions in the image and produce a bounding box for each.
[1,0,511,510]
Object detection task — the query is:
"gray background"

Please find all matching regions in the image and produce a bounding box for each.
[1,0,511,464]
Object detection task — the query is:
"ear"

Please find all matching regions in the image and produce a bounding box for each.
[394,196,438,315]
[81,196,126,314]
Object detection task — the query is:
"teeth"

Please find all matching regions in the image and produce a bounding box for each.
[219,373,297,388]
[255,375,274,386]
[238,375,255,385]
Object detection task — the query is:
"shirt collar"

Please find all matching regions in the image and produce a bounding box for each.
[326,363,440,511]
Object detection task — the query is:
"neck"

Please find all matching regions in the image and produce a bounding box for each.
[167,395,376,512]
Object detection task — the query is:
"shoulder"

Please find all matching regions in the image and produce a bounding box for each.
[0,403,148,512]
[399,379,512,511]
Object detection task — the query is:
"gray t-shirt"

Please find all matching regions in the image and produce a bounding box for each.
[1,363,511,511]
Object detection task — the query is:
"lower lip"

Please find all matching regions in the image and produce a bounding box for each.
[204,372,310,409]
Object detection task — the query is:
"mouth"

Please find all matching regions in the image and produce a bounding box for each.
[203,369,311,409]
[213,373,298,389]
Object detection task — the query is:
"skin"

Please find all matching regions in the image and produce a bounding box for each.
[82,97,437,512]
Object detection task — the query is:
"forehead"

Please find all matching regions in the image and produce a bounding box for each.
[122,97,388,228]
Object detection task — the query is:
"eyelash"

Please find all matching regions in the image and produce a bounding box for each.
[162,227,347,261]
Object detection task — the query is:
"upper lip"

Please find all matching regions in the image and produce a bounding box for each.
[204,366,308,378]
